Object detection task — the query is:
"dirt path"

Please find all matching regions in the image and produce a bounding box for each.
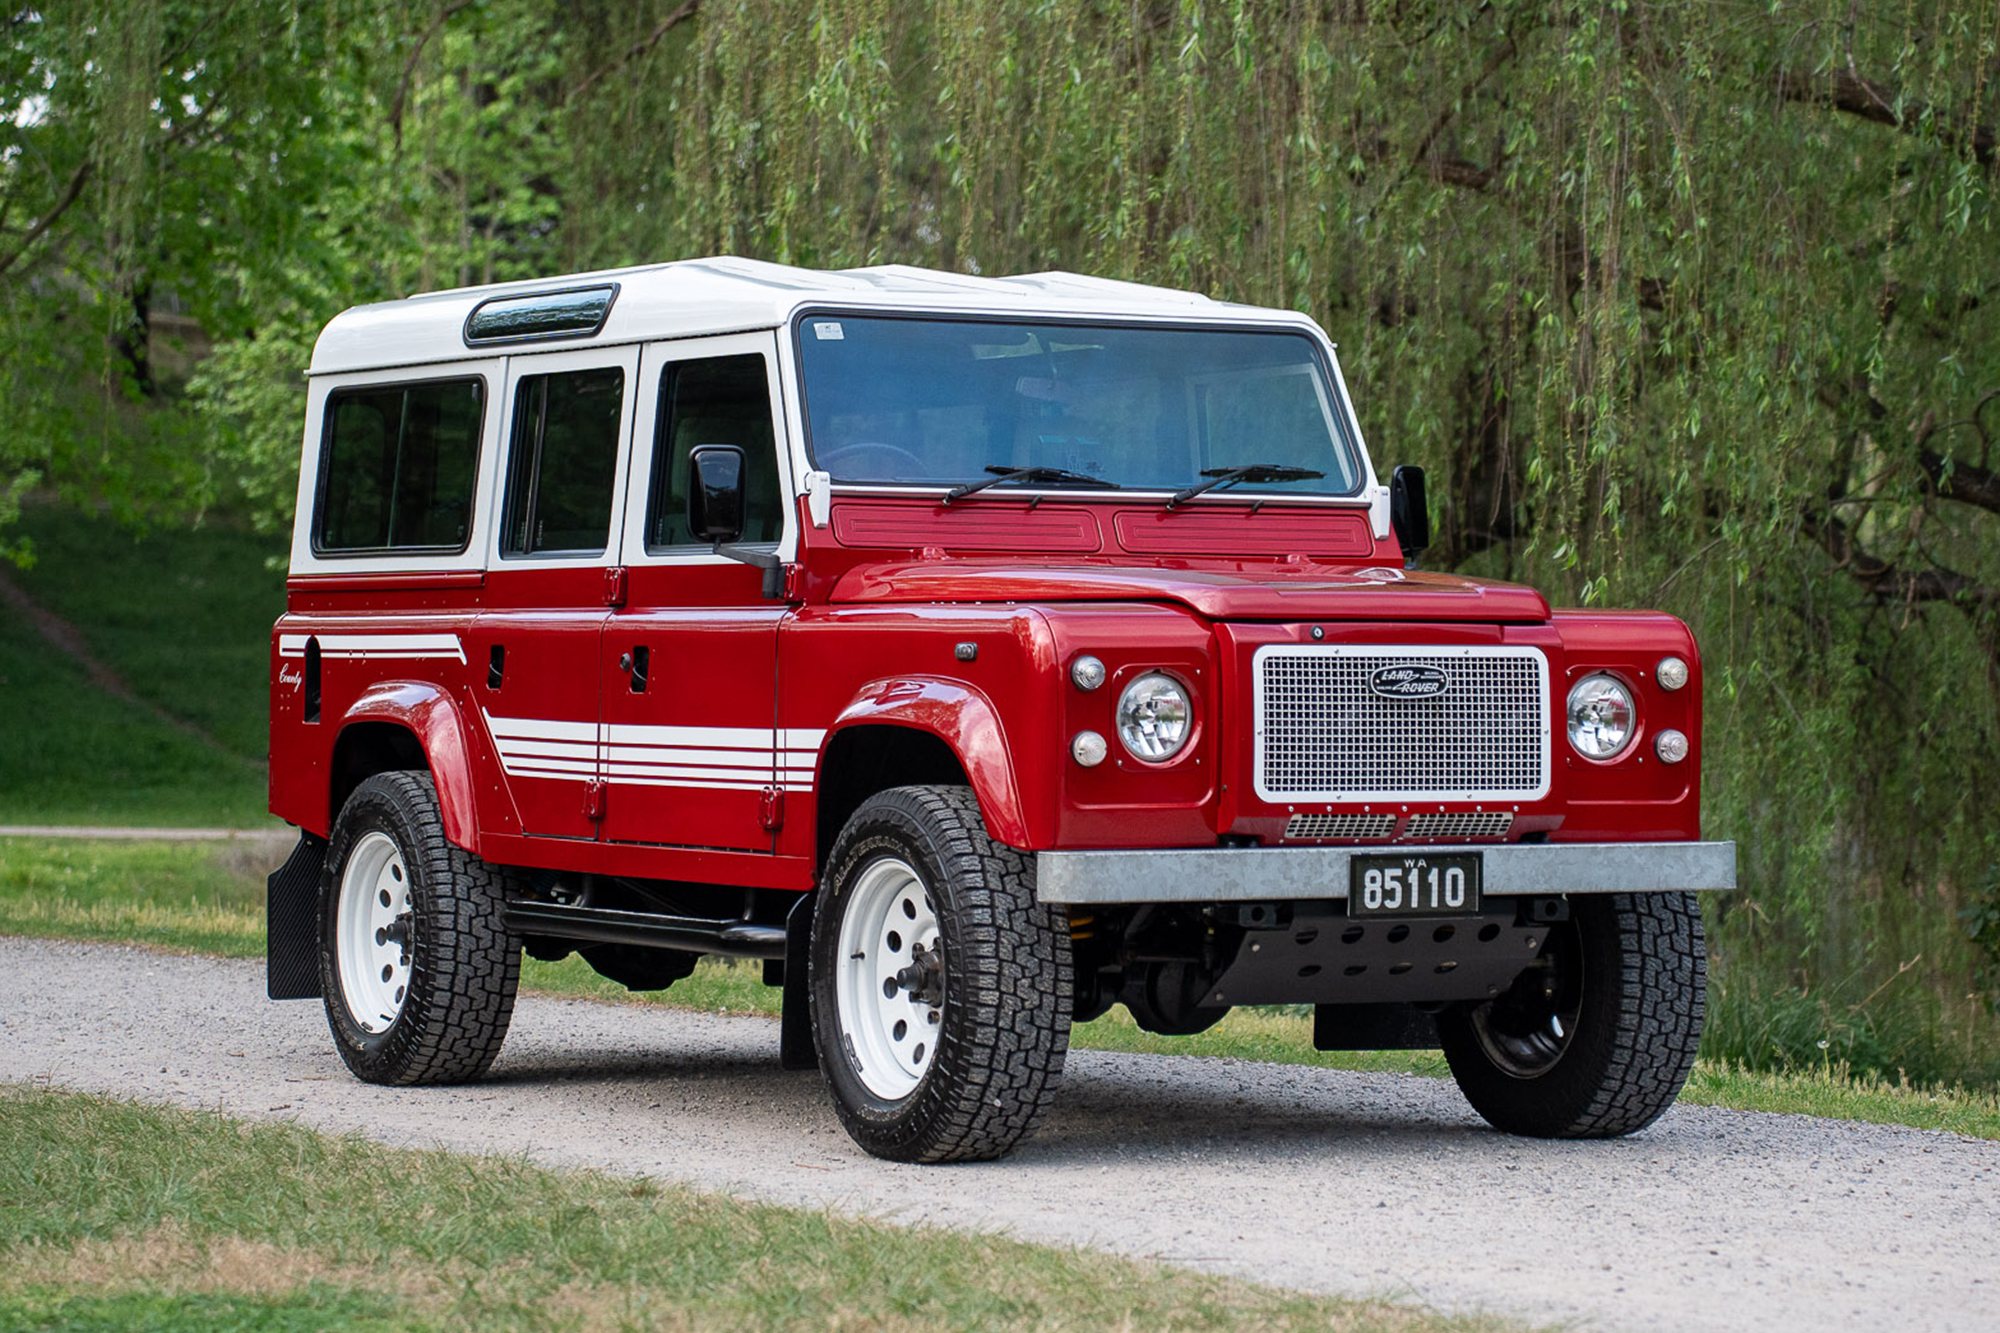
[5,937,1994,1333]
[0,568,255,764]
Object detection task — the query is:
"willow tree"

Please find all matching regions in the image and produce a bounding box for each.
[32,0,2000,1078]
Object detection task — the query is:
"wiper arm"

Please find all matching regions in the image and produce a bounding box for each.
[1167,463,1325,509]
[942,465,1121,505]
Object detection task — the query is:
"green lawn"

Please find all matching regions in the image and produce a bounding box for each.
[0,503,283,828]
[6,504,286,761]
[5,834,1996,1140]
[0,615,272,828]
[0,1085,1518,1333]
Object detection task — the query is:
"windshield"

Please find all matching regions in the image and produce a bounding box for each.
[795,315,1363,498]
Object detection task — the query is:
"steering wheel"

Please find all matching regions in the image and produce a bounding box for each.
[818,440,929,480]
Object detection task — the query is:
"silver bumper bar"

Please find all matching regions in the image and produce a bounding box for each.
[1036,841,1737,905]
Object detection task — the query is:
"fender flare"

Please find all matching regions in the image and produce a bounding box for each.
[337,681,484,853]
[824,676,1033,848]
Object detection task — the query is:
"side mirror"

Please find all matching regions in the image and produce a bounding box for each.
[687,444,746,544]
[1389,464,1430,566]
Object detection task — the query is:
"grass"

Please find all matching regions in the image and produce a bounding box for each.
[0,500,281,828]
[6,503,286,761]
[0,615,272,828]
[4,834,1997,1140]
[0,1085,1522,1333]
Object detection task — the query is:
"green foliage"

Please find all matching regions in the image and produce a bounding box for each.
[3,1,1998,1078]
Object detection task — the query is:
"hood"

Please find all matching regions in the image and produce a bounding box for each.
[827,559,1551,622]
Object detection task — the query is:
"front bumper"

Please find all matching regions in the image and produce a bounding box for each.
[1036,840,1737,905]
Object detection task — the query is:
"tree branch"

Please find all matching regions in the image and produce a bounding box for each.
[1918,448,2000,516]
[1806,511,1997,609]
[1778,68,1995,167]
[568,0,701,105]
[390,0,476,149]
[0,158,91,283]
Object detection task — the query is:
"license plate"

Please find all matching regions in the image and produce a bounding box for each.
[1348,852,1482,917]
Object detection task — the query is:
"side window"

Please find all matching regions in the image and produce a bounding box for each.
[647,355,783,550]
[500,366,626,556]
[315,378,482,553]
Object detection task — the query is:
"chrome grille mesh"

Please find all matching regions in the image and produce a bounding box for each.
[1405,812,1515,839]
[1284,814,1396,840]
[1255,646,1549,803]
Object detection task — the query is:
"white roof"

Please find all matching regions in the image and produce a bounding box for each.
[308,255,1323,376]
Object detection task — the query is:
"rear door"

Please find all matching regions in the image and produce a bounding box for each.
[470,344,640,841]
[596,332,794,852]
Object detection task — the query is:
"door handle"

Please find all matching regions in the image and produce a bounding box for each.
[620,645,649,693]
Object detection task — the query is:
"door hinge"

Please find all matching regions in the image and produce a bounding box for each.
[583,779,608,822]
[603,566,628,608]
[759,784,785,831]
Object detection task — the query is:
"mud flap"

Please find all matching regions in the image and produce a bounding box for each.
[780,890,817,1070]
[266,831,326,1000]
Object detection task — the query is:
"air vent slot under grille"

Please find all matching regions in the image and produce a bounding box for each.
[1284,814,1397,840]
[1255,645,1550,804]
[1404,812,1515,840]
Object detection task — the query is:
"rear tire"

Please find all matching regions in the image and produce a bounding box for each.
[1438,891,1704,1138]
[810,785,1071,1162]
[319,771,520,1085]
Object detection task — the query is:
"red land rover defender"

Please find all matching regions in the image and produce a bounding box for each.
[266,257,1736,1162]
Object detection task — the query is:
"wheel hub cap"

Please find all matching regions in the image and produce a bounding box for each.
[835,856,942,1100]
[335,831,413,1033]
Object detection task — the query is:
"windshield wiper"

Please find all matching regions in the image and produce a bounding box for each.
[1167,463,1325,509]
[942,465,1121,505]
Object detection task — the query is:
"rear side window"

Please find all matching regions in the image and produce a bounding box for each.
[315,378,483,554]
[647,355,783,550]
[500,366,626,556]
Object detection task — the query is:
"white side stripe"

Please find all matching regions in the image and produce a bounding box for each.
[280,633,466,663]
[482,711,825,793]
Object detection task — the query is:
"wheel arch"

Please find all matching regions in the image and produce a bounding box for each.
[331,681,483,854]
[816,676,1032,867]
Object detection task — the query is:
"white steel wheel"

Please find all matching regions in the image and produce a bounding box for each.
[834,855,943,1100]
[334,830,413,1033]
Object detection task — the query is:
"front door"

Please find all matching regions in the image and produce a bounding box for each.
[471,344,639,842]
[596,333,793,852]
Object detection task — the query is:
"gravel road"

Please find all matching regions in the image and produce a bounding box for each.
[4,937,1994,1332]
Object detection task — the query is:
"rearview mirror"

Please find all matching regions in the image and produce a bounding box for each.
[688,445,746,545]
[1389,465,1430,566]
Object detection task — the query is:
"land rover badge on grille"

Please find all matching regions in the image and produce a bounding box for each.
[1368,663,1450,699]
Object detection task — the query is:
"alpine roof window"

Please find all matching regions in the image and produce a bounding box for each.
[314,377,482,554]
[463,285,617,345]
[500,366,626,556]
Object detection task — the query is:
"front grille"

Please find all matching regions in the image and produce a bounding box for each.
[1405,812,1515,839]
[1284,813,1396,840]
[1255,645,1549,803]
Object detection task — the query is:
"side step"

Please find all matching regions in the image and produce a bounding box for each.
[504,900,787,960]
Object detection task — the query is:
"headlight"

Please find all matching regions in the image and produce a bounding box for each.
[1566,673,1635,760]
[1115,672,1192,762]
[1654,728,1689,764]
[1655,655,1689,691]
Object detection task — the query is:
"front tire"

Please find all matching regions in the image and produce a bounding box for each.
[810,786,1072,1162]
[319,771,520,1085]
[1438,891,1705,1137]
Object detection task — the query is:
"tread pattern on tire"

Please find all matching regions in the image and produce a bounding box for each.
[323,771,520,1086]
[1568,890,1706,1137]
[1442,890,1705,1139]
[815,785,1071,1163]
